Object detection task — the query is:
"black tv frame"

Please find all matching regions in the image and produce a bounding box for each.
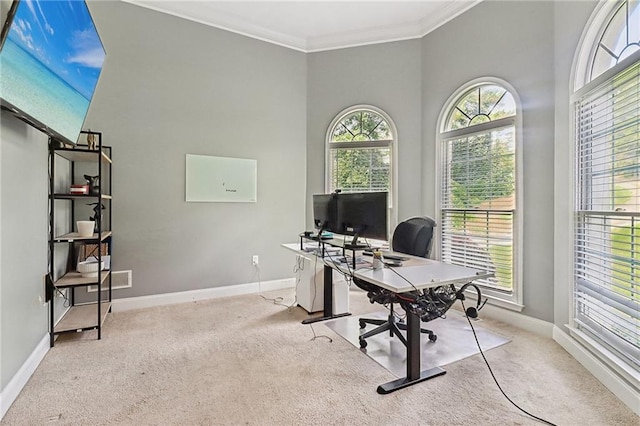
[0,0,18,51]
[0,0,105,146]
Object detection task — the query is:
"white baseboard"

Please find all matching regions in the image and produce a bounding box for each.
[0,279,294,421]
[0,334,49,420]
[553,326,640,416]
[469,307,639,415]
[111,278,295,312]
[476,303,555,338]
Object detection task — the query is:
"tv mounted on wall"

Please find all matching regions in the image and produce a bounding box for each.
[0,0,105,145]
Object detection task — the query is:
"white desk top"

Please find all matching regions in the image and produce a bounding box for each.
[282,242,492,293]
[354,262,492,293]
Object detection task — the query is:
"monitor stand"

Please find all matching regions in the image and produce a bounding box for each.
[344,233,368,250]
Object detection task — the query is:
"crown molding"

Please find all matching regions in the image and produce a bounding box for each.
[123,1,482,53]
[122,0,309,52]
[419,0,481,37]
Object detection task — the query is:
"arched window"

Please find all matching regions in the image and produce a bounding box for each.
[438,79,522,307]
[584,0,640,85]
[572,0,640,373]
[326,106,394,193]
[326,106,397,231]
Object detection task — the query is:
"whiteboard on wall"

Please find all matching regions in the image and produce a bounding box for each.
[185,154,257,202]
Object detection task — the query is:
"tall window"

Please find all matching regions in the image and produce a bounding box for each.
[573,0,640,374]
[326,106,394,194]
[438,80,521,306]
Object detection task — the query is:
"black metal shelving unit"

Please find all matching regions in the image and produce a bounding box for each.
[46,130,113,347]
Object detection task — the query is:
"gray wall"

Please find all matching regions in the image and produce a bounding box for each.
[306,40,424,227]
[421,0,556,321]
[0,112,49,389]
[84,2,307,297]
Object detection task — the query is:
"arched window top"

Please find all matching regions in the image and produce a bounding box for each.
[574,0,640,90]
[330,109,392,142]
[590,0,640,82]
[443,83,516,132]
[325,105,396,213]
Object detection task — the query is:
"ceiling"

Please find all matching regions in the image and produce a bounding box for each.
[123,1,481,52]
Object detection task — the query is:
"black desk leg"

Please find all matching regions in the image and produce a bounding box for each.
[377,310,446,394]
[302,264,351,324]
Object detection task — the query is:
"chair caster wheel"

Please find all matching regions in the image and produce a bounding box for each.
[429,334,437,342]
[359,319,366,329]
[359,337,367,348]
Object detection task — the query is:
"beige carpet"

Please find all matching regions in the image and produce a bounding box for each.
[2,288,638,425]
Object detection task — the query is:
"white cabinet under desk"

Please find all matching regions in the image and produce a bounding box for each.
[294,252,350,315]
[282,243,352,320]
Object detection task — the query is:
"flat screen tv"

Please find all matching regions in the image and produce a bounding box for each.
[0,0,105,145]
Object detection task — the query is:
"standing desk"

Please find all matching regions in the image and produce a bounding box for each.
[283,241,492,394]
[282,241,443,324]
[354,262,493,394]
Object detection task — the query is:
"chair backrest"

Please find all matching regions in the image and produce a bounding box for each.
[391,216,437,258]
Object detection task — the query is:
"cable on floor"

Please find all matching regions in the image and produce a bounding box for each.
[461,300,557,426]
[309,323,333,343]
[255,264,287,306]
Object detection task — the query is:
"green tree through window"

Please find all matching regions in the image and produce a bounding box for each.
[440,82,517,293]
[328,108,393,194]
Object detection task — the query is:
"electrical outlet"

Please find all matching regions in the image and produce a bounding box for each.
[252,255,259,266]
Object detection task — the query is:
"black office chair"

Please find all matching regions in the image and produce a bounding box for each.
[355,216,438,349]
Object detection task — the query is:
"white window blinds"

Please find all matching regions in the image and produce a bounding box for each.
[327,108,393,194]
[574,61,640,368]
[329,144,391,193]
[440,124,516,291]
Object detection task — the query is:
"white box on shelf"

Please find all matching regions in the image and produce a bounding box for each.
[86,255,110,270]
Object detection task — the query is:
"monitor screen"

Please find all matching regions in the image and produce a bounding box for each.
[0,0,105,144]
[312,193,338,233]
[337,191,388,243]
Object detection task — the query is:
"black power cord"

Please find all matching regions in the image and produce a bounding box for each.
[377,262,557,425]
[461,300,557,426]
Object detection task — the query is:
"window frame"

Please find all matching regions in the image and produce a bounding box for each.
[569,0,640,387]
[436,77,524,310]
[325,105,399,232]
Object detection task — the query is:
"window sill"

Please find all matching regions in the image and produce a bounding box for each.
[464,289,524,312]
[567,326,640,390]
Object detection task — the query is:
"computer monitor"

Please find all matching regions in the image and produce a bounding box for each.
[312,193,338,234]
[337,191,388,247]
